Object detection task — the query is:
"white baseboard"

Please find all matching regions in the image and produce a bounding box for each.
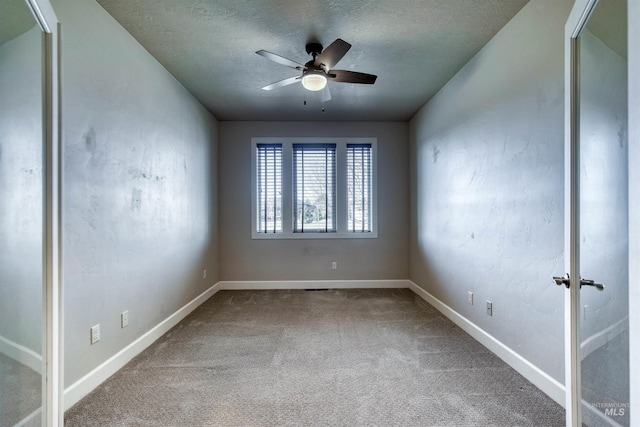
[408,281,566,407]
[219,279,409,290]
[63,282,222,410]
[0,334,42,374]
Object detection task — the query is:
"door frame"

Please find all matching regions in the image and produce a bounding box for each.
[628,1,639,425]
[24,0,62,425]
[564,1,596,425]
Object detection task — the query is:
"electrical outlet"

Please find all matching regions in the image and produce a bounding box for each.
[332,261,337,270]
[468,291,474,305]
[203,269,207,279]
[486,301,493,316]
[90,324,100,344]
[121,311,129,328]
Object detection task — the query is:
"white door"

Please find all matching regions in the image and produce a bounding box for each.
[563,0,629,425]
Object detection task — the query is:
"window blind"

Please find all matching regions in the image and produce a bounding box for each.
[347,143,372,232]
[293,143,337,232]
[256,144,282,233]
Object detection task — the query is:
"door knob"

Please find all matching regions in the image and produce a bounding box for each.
[553,275,570,288]
[580,278,605,291]
[552,274,604,291]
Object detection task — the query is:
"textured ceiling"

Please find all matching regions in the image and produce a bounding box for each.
[96,0,529,121]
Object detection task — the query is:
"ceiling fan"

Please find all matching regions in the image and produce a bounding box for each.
[256,38,377,102]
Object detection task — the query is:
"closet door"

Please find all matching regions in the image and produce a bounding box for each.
[0,0,61,425]
[563,0,629,425]
[0,1,45,425]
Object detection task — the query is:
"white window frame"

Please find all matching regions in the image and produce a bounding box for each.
[251,137,378,239]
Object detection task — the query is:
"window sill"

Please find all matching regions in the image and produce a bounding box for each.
[251,231,378,240]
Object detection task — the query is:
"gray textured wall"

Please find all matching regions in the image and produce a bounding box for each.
[0,25,43,356]
[54,0,219,386]
[219,121,409,281]
[409,0,573,383]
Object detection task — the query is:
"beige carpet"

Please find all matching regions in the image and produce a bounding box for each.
[64,289,565,426]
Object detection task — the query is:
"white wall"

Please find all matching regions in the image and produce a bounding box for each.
[409,0,573,383]
[53,0,219,387]
[219,121,408,282]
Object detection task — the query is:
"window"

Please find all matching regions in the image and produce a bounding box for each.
[255,144,282,233]
[347,144,372,233]
[252,137,377,239]
[293,144,336,233]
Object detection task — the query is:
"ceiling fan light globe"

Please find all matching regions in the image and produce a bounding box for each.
[301,74,327,91]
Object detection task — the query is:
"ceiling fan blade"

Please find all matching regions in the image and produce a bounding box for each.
[319,85,331,103]
[314,38,351,70]
[329,70,377,84]
[261,76,301,91]
[256,50,306,70]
